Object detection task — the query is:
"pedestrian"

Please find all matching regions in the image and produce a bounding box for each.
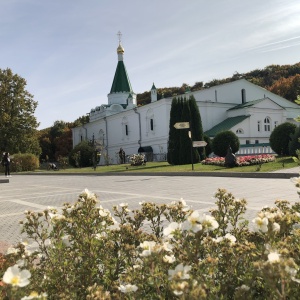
[2,152,11,177]
[119,148,126,164]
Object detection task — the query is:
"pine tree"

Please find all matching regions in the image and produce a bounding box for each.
[179,99,192,164]
[167,98,178,164]
[188,95,205,160]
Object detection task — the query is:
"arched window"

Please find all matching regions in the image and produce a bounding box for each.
[146,109,155,134]
[264,117,271,131]
[236,128,244,134]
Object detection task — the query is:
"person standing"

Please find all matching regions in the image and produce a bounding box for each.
[2,152,11,177]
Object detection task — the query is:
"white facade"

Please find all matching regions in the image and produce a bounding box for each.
[72,44,300,164]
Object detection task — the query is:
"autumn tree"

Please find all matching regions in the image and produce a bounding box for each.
[0,68,40,154]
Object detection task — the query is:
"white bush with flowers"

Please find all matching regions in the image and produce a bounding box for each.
[1,184,300,299]
[201,154,276,167]
[129,154,145,166]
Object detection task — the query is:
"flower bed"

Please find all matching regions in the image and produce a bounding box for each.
[1,184,300,299]
[201,154,276,167]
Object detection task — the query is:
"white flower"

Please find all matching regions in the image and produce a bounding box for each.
[182,211,203,233]
[168,263,191,280]
[139,241,156,257]
[198,214,219,232]
[162,241,174,252]
[173,281,189,296]
[268,251,280,263]
[99,207,110,217]
[3,264,31,287]
[215,233,236,244]
[21,292,47,299]
[118,284,138,293]
[272,222,280,232]
[6,247,19,255]
[163,222,182,238]
[163,254,176,263]
[252,217,268,233]
[81,188,96,200]
[291,177,300,186]
[236,284,250,291]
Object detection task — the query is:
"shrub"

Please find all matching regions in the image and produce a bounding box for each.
[69,141,94,167]
[5,153,39,172]
[289,126,300,156]
[129,153,145,166]
[270,122,296,155]
[203,134,212,158]
[212,131,240,157]
[2,185,300,299]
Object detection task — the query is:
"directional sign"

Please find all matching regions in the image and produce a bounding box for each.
[174,122,190,129]
[193,141,207,147]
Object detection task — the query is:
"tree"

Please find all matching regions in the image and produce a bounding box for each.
[269,122,296,155]
[212,131,240,157]
[179,99,195,164]
[167,98,182,165]
[69,141,94,167]
[188,95,205,160]
[0,68,40,154]
[288,125,300,156]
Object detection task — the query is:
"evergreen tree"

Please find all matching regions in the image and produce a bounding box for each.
[179,98,192,164]
[167,98,178,164]
[0,68,40,154]
[188,95,205,160]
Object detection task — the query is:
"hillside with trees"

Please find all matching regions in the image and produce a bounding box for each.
[137,62,300,105]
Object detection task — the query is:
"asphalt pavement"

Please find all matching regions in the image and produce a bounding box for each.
[1,169,299,253]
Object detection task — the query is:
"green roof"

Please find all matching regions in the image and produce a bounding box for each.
[227,99,264,111]
[205,115,250,137]
[110,61,133,93]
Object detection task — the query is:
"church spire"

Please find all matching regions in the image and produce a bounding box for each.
[108,31,136,106]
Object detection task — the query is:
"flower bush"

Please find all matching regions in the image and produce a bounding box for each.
[129,154,145,166]
[201,154,276,167]
[1,185,300,299]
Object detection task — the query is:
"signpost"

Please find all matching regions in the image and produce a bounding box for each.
[174,122,190,129]
[193,141,207,148]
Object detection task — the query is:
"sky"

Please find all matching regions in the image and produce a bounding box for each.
[1,0,300,129]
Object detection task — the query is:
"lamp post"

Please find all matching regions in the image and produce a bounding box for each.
[188,130,194,171]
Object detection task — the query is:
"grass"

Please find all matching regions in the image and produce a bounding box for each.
[36,156,299,174]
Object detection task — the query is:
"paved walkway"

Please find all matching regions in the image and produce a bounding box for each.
[0,171,299,253]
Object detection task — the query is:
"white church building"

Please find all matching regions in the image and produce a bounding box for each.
[72,36,300,164]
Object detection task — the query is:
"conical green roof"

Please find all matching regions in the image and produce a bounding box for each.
[110,61,133,93]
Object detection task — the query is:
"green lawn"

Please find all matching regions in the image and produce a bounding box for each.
[37,156,299,174]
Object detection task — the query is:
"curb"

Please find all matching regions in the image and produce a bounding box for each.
[11,172,299,179]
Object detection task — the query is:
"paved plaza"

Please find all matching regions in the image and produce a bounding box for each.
[1,173,300,253]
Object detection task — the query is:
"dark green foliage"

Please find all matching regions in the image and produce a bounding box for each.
[0,68,40,155]
[168,96,202,165]
[289,126,300,156]
[269,122,296,155]
[167,98,180,164]
[189,95,205,160]
[0,153,39,172]
[203,135,212,157]
[179,99,195,164]
[212,131,240,157]
[69,141,94,167]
